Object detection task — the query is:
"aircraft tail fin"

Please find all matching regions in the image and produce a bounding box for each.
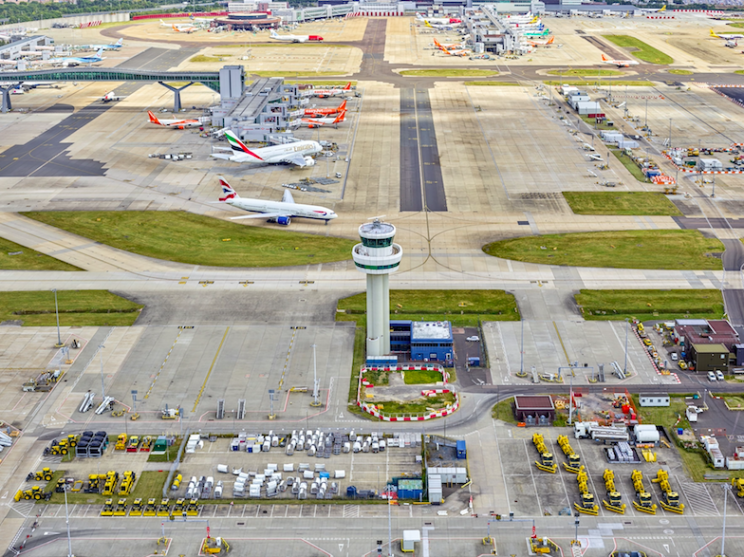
[338,99,347,112]
[224,130,263,160]
[601,54,609,61]
[116,38,123,46]
[333,111,345,124]
[147,111,161,125]
[659,4,666,11]
[218,177,238,201]
[547,36,555,44]
[343,82,351,90]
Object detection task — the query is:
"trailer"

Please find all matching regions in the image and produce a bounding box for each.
[574,421,629,443]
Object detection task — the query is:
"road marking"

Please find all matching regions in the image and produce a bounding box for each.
[145,328,183,400]
[553,321,571,365]
[192,327,230,413]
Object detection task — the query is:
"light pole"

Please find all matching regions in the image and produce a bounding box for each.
[623,318,629,374]
[53,289,63,348]
[520,314,525,374]
[64,484,73,557]
[721,483,729,557]
[387,482,393,557]
[99,345,106,400]
[573,512,580,546]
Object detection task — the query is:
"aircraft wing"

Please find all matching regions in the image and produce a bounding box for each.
[281,153,312,167]
[230,212,289,220]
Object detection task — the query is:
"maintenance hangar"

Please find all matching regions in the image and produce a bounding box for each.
[390,321,454,364]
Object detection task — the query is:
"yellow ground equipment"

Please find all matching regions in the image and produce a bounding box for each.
[85,473,105,494]
[115,434,128,451]
[202,537,230,555]
[100,499,114,517]
[186,499,200,516]
[652,470,684,514]
[143,498,157,516]
[22,369,63,392]
[171,473,183,491]
[118,471,136,496]
[127,436,141,452]
[157,498,171,517]
[532,433,557,473]
[602,470,626,514]
[173,498,185,516]
[113,499,128,516]
[161,407,180,420]
[529,537,559,555]
[140,436,153,451]
[641,449,657,462]
[54,478,67,493]
[631,470,657,514]
[129,498,143,516]
[557,435,581,473]
[47,438,72,456]
[14,486,51,501]
[732,478,744,497]
[28,467,53,482]
[574,467,598,515]
[102,471,119,496]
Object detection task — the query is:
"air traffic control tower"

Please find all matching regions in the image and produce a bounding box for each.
[352,219,403,357]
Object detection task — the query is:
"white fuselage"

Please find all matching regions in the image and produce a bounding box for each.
[230,140,321,163]
[271,33,308,43]
[228,198,335,221]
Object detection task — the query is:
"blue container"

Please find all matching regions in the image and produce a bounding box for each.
[319,471,330,479]
[677,428,684,435]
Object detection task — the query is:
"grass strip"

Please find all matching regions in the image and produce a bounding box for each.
[24,211,355,268]
[603,35,674,65]
[465,81,521,86]
[0,290,142,326]
[609,149,652,183]
[0,236,80,271]
[575,289,725,321]
[668,69,694,75]
[483,230,724,270]
[337,290,520,329]
[547,69,624,77]
[562,192,682,216]
[543,79,654,87]
[399,69,497,77]
[491,399,518,424]
[403,369,444,385]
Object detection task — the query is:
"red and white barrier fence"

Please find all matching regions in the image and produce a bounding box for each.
[358,395,460,421]
[670,9,724,15]
[79,21,102,28]
[646,15,675,19]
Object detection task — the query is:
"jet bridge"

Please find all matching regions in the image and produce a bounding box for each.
[0,65,245,113]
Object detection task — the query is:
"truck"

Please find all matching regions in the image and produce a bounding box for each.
[686,406,700,423]
[574,422,630,443]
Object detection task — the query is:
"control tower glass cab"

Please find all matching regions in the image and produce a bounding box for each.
[351,219,403,357]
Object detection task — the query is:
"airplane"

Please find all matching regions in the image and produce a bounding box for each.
[601,53,639,67]
[102,91,126,103]
[84,38,123,51]
[503,13,535,22]
[441,46,470,57]
[303,82,352,98]
[216,177,336,226]
[49,48,105,67]
[269,30,323,43]
[424,21,455,31]
[710,29,744,40]
[640,4,666,12]
[299,111,346,129]
[433,38,468,50]
[172,23,198,33]
[526,36,555,47]
[522,29,551,38]
[304,99,346,117]
[726,39,738,48]
[147,110,209,129]
[416,13,462,25]
[211,129,322,167]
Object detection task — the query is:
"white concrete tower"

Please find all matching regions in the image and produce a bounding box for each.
[352,219,403,357]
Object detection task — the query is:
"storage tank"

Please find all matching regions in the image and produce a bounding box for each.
[635,427,660,444]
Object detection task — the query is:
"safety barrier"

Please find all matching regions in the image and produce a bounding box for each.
[79,20,102,28]
[662,152,744,174]
[345,12,404,18]
[421,389,450,397]
[632,325,680,384]
[646,15,675,19]
[358,394,460,421]
[671,9,723,14]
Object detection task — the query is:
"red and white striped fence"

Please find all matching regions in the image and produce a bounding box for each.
[79,21,102,28]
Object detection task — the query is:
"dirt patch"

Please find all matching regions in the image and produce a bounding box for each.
[667,38,739,65]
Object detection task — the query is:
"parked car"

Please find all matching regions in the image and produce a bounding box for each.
[707,371,717,382]
[466,336,479,342]
[716,370,725,381]
[670,353,678,361]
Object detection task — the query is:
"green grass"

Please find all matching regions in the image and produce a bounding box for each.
[147,445,178,462]
[189,55,224,63]
[348,327,366,404]
[399,69,497,77]
[543,79,654,87]
[630,394,688,428]
[403,369,444,385]
[727,22,744,28]
[610,149,652,183]
[603,35,674,65]
[735,70,744,75]
[376,393,455,415]
[24,211,355,268]
[562,192,682,216]
[337,290,520,329]
[0,237,80,271]
[575,289,725,321]
[547,69,623,77]
[491,398,518,424]
[0,290,142,326]
[714,394,744,409]
[465,81,521,87]
[129,471,168,500]
[483,230,724,271]
[668,69,694,75]
[579,114,615,130]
